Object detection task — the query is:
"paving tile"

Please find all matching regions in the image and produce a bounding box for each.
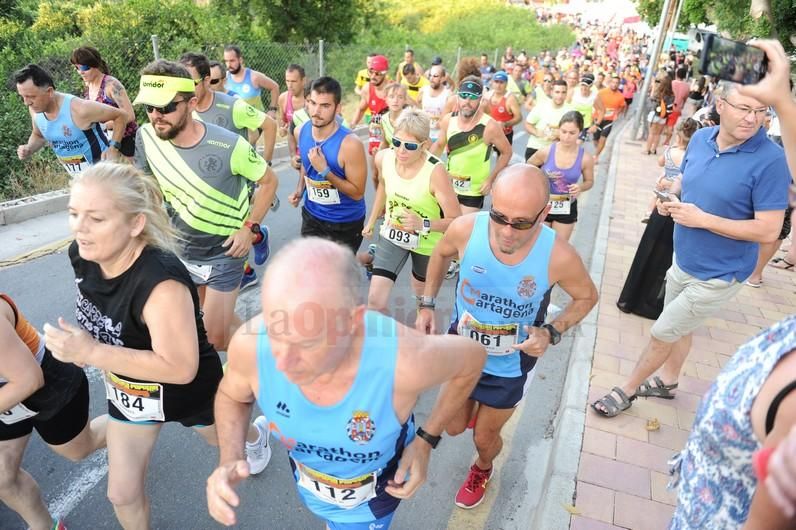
[614,492,675,530]
[708,327,755,346]
[578,453,651,498]
[590,369,627,392]
[694,363,721,381]
[677,375,712,396]
[671,390,703,414]
[651,471,678,506]
[647,423,690,452]
[615,436,674,474]
[593,353,620,374]
[619,331,648,349]
[574,481,615,523]
[624,398,678,427]
[582,426,617,459]
[676,409,696,431]
[585,411,650,442]
[599,326,621,343]
[571,516,629,530]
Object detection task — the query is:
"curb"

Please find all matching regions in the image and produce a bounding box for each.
[0,126,370,227]
[530,120,628,529]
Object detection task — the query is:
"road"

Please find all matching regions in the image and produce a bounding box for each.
[0,126,614,530]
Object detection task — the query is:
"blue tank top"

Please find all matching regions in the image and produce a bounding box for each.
[256,311,414,523]
[225,68,261,100]
[452,212,555,378]
[299,123,366,223]
[34,94,108,178]
[542,143,585,195]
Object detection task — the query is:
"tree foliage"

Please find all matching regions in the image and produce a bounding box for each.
[251,0,377,45]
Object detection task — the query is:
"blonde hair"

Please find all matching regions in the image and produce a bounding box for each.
[393,107,430,143]
[72,163,181,255]
[385,82,407,98]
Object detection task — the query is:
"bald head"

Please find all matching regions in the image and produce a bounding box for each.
[492,164,550,214]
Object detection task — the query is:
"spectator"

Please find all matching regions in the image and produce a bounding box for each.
[645,74,674,155]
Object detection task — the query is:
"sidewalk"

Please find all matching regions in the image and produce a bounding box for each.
[570,127,796,530]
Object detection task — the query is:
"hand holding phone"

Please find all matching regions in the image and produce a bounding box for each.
[654,189,676,202]
[700,33,767,85]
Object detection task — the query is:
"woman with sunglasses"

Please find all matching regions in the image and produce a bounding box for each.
[362,108,461,313]
[70,46,138,158]
[528,110,594,242]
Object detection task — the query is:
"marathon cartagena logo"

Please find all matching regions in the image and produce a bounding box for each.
[459,278,537,319]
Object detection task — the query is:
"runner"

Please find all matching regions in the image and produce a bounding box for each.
[432,77,512,215]
[354,54,376,97]
[70,46,138,159]
[379,84,409,151]
[570,74,604,142]
[442,57,483,114]
[416,164,598,509]
[209,61,233,95]
[479,53,496,86]
[44,163,271,530]
[1,295,106,530]
[290,77,368,253]
[524,71,553,112]
[524,79,572,161]
[351,54,390,156]
[15,64,126,176]
[529,111,595,241]
[418,65,451,144]
[362,108,461,312]
[594,73,627,162]
[132,60,278,351]
[488,71,522,146]
[395,48,423,84]
[400,63,429,103]
[206,237,487,528]
[223,45,279,116]
[278,64,306,146]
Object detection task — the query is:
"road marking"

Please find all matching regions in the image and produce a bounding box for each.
[48,450,108,520]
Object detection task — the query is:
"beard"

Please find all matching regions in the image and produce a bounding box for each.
[153,112,189,140]
[228,64,241,75]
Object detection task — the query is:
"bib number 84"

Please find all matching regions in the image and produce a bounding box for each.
[109,386,145,412]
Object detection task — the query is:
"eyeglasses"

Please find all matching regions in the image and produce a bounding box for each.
[489,205,546,230]
[209,78,222,85]
[458,92,481,100]
[144,98,189,115]
[192,77,204,86]
[391,137,421,151]
[722,98,768,119]
[74,64,91,72]
[544,78,553,83]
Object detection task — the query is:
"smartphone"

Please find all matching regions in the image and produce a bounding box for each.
[654,189,675,202]
[699,33,767,85]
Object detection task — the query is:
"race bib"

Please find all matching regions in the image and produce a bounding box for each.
[605,108,616,119]
[105,373,165,422]
[549,194,571,215]
[369,118,383,144]
[294,459,377,510]
[380,222,419,251]
[450,174,471,193]
[305,177,341,205]
[0,403,38,425]
[58,154,90,178]
[457,311,519,356]
[180,259,213,282]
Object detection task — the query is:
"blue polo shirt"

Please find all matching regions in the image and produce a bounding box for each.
[675,126,789,282]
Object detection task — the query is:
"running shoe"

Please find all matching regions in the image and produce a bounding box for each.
[53,519,68,530]
[240,268,258,292]
[246,415,272,475]
[445,260,460,280]
[366,243,377,280]
[454,464,493,509]
[253,225,271,266]
[270,195,280,212]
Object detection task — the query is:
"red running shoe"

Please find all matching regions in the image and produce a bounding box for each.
[454,464,493,509]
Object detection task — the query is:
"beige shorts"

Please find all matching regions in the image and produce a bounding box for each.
[650,259,743,343]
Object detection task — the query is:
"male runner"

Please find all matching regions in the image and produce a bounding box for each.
[400,63,429,102]
[289,77,368,253]
[209,61,233,95]
[278,64,306,145]
[432,77,511,215]
[15,64,126,176]
[396,48,424,84]
[416,164,598,508]
[524,79,572,161]
[418,65,451,144]
[594,73,627,162]
[487,71,522,146]
[207,238,487,528]
[479,53,496,85]
[132,60,278,351]
[352,54,390,156]
[223,45,280,116]
[354,54,376,97]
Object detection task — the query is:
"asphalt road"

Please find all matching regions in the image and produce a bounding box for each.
[0,126,613,530]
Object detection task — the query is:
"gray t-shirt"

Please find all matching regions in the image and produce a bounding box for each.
[193,92,266,139]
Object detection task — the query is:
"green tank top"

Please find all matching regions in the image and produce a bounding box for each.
[382,112,397,146]
[382,149,443,256]
[446,113,493,197]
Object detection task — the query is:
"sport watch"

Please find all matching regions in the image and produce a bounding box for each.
[417,296,436,310]
[421,218,432,235]
[416,427,441,449]
[243,221,261,234]
[541,323,562,346]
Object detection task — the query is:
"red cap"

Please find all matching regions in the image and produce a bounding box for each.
[371,55,389,72]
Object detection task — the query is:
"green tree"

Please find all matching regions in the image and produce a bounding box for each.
[254,0,377,44]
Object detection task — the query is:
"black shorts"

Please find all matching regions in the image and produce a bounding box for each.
[107,353,222,427]
[546,199,579,224]
[780,206,793,240]
[372,237,431,282]
[457,194,485,209]
[525,147,539,162]
[119,134,136,157]
[0,352,89,445]
[595,120,615,139]
[301,207,365,253]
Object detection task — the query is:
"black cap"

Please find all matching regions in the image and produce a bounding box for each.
[431,56,443,65]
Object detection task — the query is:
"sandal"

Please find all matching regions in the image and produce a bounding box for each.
[591,387,636,418]
[769,257,795,271]
[635,376,678,399]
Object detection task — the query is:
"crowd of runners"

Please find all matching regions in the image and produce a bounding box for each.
[4,11,796,530]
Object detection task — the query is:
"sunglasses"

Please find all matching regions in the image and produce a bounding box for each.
[392,137,421,151]
[489,205,546,230]
[145,98,189,115]
[458,92,481,100]
[368,69,386,75]
[209,78,222,85]
[192,78,204,86]
[74,64,91,72]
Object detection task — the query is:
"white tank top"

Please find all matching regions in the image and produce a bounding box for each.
[420,86,451,137]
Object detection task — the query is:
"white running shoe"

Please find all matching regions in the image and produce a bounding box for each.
[246,415,272,475]
[445,260,460,279]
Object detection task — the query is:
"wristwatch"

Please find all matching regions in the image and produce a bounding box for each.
[420,218,432,235]
[416,426,441,449]
[417,296,436,310]
[243,220,261,234]
[109,140,123,150]
[318,167,331,178]
[541,323,562,346]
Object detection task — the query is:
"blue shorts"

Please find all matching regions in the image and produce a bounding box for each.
[471,371,535,409]
[326,511,396,530]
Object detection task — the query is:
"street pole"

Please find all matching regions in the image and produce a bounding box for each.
[671,0,685,40]
[631,0,675,140]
